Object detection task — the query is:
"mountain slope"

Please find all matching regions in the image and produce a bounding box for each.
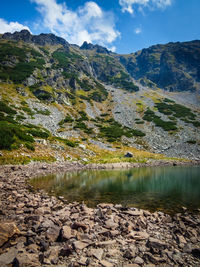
[0,30,199,163]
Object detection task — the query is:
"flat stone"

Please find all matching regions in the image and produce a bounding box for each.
[91,248,104,260]
[104,220,118,229]
[129,231,149,240]
[73,241,89,250]
[97,240,116,246]
[100,259,113,267]
[78,256,88,265]
[72,222,88,231]
[124,210,143,216]
[147,237,167,249]
[134,256,144,264]
[124,265,140,267]
[177,235,187,244]
[62,225,72,240]
[0,222,20,247]
[46,225,60,242]
[0,247,17,265]
[14,252,40,267]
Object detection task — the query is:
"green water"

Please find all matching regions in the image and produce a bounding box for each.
[31,165,200,214]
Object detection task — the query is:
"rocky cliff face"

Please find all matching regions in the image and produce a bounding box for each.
[0,30,199,162]
[119,41,200,92]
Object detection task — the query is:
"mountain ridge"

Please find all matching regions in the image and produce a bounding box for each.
[0,30,199,164]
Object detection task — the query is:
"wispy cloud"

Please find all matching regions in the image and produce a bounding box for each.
[0,18,31,34]
[31,0,120,47]
[119,0,172,14]
[134,27,142,34]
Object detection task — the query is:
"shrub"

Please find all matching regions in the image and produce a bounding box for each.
[0,127,15,150]
[28,129,49,139]
[0,101,17,114]
[187,140,196,144]
[64,115,74,123]
[25,142,35,151]
[34,109,51,116]
[65,139,76,147]
[52,51,70,69]
[143,108,177,131]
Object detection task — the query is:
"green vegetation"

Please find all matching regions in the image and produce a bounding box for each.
[0,43,26,61]
[52,50,82,69]
[108,71,139,92]
[143,109,177,131]
[98,119,145,142]
[0,101,17,114]
[77,111,88,121]
[52,51,70,69]
[27,129,49,139]
[0,101,50,151]
[78,79,93,91]
[0,122,34,150]
[155,101,196,119]
[153,99,200,128]
[34,108,51,116]
[0,42,45,83]
[64,139,77,147]
[39,47,49,55]
[25,142,35,151]
[186,140,196,144]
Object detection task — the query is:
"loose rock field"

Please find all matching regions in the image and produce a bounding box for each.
[0,162,200,266]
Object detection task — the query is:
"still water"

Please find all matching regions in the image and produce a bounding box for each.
[31,166,200,214]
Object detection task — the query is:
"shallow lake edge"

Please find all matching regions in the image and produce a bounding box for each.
[0,159,200,266]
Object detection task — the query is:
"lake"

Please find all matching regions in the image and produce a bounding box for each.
[30,165,200,214]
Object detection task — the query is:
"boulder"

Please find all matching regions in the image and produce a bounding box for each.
[124,152,133,158]
[0,222,20,247]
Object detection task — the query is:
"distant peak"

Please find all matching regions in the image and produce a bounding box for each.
[2,30,69,47]
[80,41,111,54]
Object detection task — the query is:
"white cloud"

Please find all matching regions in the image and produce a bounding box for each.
[31,0,120,47]
[119,0,172,14]
[134,27,142,34]
[0,18,31,34]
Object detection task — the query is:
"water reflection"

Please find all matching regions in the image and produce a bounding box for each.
[31,166,200,214]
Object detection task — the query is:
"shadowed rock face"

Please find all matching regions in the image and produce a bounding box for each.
[2,30,69,47]
[119,40,200,92]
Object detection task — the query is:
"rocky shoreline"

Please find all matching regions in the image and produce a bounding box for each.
[0,160,200,266]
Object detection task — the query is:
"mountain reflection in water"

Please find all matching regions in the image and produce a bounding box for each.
[31,165,200,214]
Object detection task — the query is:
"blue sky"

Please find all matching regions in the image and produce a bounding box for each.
[0,0,199,54]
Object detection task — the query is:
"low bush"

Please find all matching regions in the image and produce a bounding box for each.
[0,127,15,149]
[64,139,76,147]
[25,142,35,151]
[187,140,196,144]
[0,101,17,114]
[143,108,177,131]
[28,129,49,139]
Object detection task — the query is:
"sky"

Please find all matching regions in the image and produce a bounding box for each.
[0,0,199,54]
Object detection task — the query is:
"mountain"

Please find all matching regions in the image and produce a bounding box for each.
[0,30,199,164]
[119,40,200,93]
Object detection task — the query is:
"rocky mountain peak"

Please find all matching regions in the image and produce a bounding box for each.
[2,30,69,47]
[80,41,110,54]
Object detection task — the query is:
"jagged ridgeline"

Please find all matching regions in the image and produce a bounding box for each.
[0,30,199,163]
